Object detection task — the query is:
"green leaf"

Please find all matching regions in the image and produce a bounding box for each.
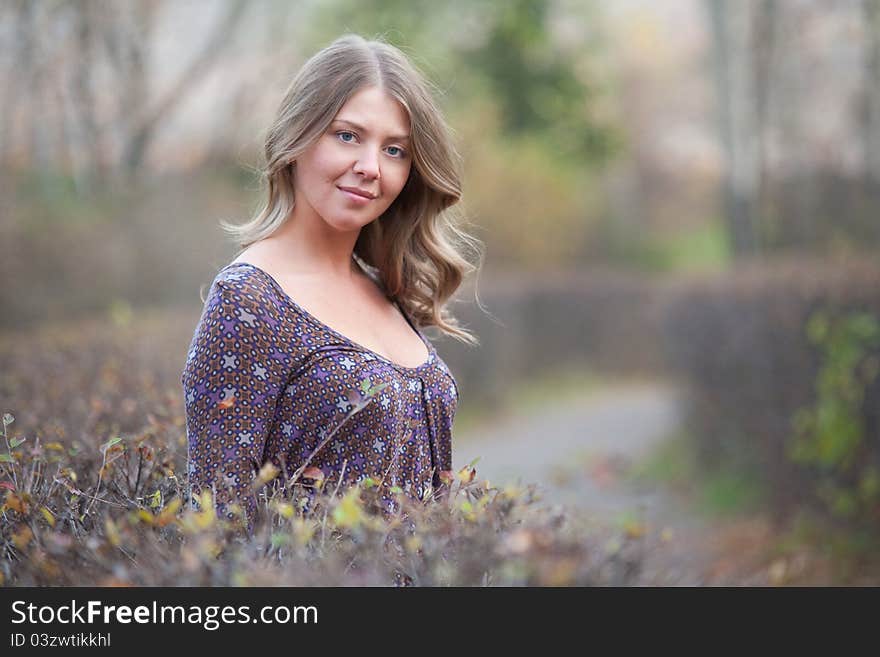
[0,453,13,463]
[806,312,829,345]
[9,437,25,449]
[102,436,123,452]
[366,382,390,397]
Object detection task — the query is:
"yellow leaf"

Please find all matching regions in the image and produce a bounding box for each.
[271,501,294,519]
[193,491,217,529]
[332,487,364,529]
[40,506,56,527]
[157,498,181,526]
[253,462,280,488]
[623,519,645,539]
[5,492,28,514]
[292,518,317,545]
[105,518,121,547]
[12,525,33,550]
[457,466,476,484]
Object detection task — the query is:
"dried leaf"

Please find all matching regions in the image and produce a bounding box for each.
[5,492,29,514]
[457,466,476,484]
[12,525,33,550]
[302,466,325,481]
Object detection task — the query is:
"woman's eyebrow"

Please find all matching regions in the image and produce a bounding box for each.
[333,118,410,142]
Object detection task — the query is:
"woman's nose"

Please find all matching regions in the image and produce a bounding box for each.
[353,149,381,179]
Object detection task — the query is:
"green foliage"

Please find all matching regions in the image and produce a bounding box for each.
[630,428,767,518]
[311,0,618,167]
[698,469,767,517]
[789,309,880,520]
[607,218,732,273]
[463,0,619,165]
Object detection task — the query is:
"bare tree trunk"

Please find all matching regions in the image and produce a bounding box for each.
[119,0,247,177]
[102,0,155,181]
[706,0,761,257]
[865,0,880,184]
[61,1,104,195]
[23,3,54,174]
[752,0,777,248]
[0,1,35,169]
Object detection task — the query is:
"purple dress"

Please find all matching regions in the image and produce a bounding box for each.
[180,262,459,530]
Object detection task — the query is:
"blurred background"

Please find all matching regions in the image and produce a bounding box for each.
[2,0,879,583]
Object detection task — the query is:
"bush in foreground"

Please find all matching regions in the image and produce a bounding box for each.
[0,413,644,586]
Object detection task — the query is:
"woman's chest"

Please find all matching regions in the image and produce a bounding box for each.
[279,276,430,369]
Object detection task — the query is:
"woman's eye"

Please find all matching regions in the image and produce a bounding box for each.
[336,130,406,158]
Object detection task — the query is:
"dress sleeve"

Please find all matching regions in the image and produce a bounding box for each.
[430,375,459,495]
[181,275,291,532]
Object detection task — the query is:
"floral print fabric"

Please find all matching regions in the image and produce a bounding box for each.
[181,262,458,531]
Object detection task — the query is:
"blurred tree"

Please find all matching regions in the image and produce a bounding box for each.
[119,0,247,176]
[461,0,617,165]
[311,0,617,167]
[706,0,880,256]
[864,0,880,184]
[0,0,247,190]
[705,0,773,258]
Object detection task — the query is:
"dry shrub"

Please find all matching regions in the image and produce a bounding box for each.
[0,309,644,586]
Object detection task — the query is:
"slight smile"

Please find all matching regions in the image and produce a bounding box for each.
[337,186,376,202]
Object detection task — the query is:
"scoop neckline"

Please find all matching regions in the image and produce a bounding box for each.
[221,261,436,373]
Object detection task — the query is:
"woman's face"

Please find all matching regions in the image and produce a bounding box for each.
[293,86,413,232]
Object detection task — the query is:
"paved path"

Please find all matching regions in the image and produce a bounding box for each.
[455,382,726,585]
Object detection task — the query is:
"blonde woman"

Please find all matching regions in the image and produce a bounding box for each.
[181,34,483,532]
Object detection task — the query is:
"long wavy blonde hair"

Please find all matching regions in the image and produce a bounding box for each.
[220,34,484,346]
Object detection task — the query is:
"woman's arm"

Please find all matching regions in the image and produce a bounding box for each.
[181,276,289,532]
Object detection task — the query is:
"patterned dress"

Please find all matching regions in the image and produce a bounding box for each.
[180,262,459,531]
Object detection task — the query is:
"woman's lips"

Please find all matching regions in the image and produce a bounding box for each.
[338,186,374,204]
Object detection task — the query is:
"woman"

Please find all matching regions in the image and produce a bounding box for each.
[181,34,483,533]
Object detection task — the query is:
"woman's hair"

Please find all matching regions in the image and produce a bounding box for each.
[220,33,484,346]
